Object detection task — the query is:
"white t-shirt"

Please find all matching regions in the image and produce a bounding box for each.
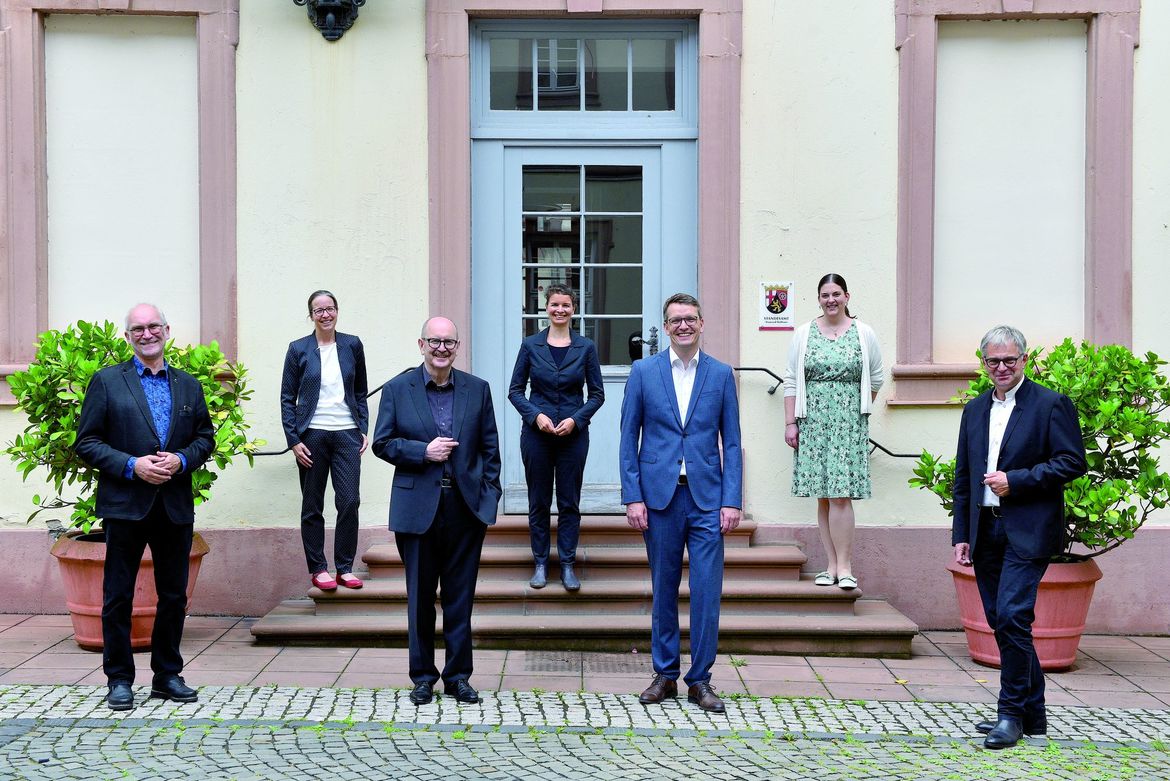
[308,342,357,431]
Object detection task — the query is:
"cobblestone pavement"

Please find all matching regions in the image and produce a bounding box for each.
[2,685,1168,780]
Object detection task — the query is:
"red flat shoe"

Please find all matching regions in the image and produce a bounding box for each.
[311,571,337,591]
[337,573,363,589]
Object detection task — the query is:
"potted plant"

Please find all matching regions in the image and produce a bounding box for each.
[910,339,1170,670]
[5,320,264,650]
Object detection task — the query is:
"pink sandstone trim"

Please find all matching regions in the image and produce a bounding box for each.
[426,0,741,369]
[0,0,239,405]
[892,0,1139,405]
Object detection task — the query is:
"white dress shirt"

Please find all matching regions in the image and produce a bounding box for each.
[982,376,1024,507]
[669,346,700,476]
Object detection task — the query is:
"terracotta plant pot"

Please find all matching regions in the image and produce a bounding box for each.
[948,557,1103,672]
[50,530,211,651]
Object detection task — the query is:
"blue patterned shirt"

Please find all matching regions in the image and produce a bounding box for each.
[122,357,187,479]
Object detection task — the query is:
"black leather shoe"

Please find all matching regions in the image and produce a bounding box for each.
[983,718,1024,749]
[149,676,197,703]
[529,564,547,589]
[106,682,134,711]
[409,681,434,705]
[560,563,581,592]
[977,717,1047,736]
[638,674,678,704]
[687,682,726,714]
[444,679,480,704]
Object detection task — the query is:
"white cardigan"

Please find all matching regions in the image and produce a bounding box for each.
[782,319,884,419]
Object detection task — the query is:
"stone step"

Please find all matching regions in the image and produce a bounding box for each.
[363,543,806,581]
[479,515,761,548]
[309,574,861,617]
[251,598,917,658]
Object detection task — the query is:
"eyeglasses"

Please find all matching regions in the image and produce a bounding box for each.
[666,316,700,328]
[311,306,338,317]
[983,355,1022,369]
[128,323,166,337]
[423,338,459,350]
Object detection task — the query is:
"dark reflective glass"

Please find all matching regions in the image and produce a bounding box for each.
[523,167,580,212]
[537,39,580,111]
[632,39,675,111]
[585,216,642,264]
[522,217,579,265]
[489,38,533,110]
[585,166,642,212]
[583,317,643,366]
[584,39,628,111]
[523,267,582,315]
[582,267,641,316]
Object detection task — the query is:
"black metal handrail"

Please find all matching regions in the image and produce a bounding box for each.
[733,365,920,459]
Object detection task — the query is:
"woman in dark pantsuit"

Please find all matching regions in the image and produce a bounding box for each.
[508,285,604,591]
[280,290,369,591]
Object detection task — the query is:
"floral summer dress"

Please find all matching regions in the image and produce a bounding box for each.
[791,322,870,499]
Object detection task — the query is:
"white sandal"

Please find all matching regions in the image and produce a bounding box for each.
[814,571,836,586]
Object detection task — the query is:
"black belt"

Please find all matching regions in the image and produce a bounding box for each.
[678,474,688,486]
[981,505,1003,518]
[440,477,454,489]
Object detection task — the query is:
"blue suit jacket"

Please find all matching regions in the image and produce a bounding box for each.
[507,329,604,431]
[74,360,215,524]
[619,351,743,512]
[280,332,369,448]
[372,365,502,533]
[952,378,1087,560]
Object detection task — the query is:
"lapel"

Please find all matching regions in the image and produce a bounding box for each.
[120,362,160,440]
[683,353,712,429]
[335,333,353,379]
[407,365,440,440]
[998,378,1031,456]
[452,369,470,440]
[306,335,322,384]
[655,351,683,429]
[970,390,992,467]
[164,371,182,448]
[534,330,555,369]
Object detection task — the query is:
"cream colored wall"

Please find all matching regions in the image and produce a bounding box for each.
[739,0,1170,529]
[208,1,431,529]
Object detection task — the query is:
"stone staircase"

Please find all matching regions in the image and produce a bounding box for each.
[251,516,918,657]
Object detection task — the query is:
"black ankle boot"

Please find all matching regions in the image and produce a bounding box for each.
[560,563,580,591]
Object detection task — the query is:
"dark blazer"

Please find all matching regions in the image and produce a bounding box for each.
[280,332,369,447]
[619,350,743,512]
[75,360,215,524]
[507,329,604,431]
[372,365,502,533]
[952,378,1087,560]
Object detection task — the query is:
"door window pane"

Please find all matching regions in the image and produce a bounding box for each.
[585,39,628,111]
[632,39,675,111]
[522,167,579,211]
[583,317,643,366]
[585,166,642,212]
[523,267,582,315]
[585,216,642,264]
[582,268,641,315]
[489,38,533,110]
[537,39,580,110]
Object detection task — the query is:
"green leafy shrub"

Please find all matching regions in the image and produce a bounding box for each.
[908,339,1170,559]
[5,320,264,532]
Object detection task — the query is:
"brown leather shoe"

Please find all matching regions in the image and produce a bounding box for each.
[638,674,678,704]
[687,682,725,713]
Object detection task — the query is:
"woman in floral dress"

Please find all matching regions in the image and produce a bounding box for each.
[782,274,884,590]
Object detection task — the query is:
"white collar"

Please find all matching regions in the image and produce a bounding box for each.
[668,346,700,369]
[993,377,1025,405]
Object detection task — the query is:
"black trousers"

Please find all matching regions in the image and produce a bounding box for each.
[102,500,193,685]
[298,427,362,575]
[395,488,487,685]
[520,426,588,565]
[974,508,1049,722]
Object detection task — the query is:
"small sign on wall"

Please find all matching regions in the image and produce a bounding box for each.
[759,282,795,331]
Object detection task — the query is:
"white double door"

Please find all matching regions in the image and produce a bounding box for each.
[472,142,697,513]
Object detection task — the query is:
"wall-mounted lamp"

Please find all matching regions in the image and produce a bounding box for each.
[293,0,366,42]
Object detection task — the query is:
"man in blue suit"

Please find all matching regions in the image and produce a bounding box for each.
[372,316,502,706]
[952,325,1086,749]
[619,293,743,714]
